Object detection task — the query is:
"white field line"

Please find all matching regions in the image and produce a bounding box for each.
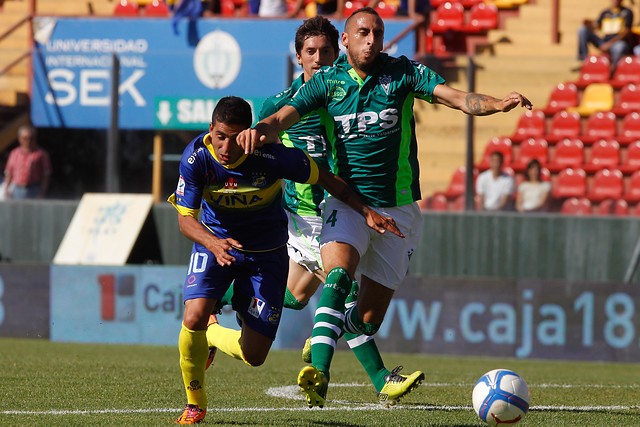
[2,383,639,416]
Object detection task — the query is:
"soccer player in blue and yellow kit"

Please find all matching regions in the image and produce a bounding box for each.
[169,96,402,424]
[237,8,533,408]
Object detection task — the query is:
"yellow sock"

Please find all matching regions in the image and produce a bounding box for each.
[178,324,208,408]
[207,323,248,364]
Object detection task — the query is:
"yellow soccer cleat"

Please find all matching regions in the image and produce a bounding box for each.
[297,365,328,408]
[176,404,206,424]
[377,366,425,407]
[301,337,312,364]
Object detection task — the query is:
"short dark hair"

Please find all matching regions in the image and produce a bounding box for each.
[294,16,339,56]
[490,151,504,162]
[211,96,252,128]
[524,158,542,181]
[345,6,382,30]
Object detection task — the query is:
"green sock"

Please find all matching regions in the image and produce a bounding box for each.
[343,280,389,393]
[284,288,307,310]
[310,267,352,380]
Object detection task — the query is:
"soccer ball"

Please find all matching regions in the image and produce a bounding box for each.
[472,369,530,426]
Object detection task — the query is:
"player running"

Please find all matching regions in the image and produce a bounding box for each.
[237,7,532,409]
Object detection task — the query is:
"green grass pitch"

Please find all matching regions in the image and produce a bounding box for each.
[0,338,638,426]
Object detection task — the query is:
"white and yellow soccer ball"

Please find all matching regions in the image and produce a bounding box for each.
[472,369,531,426]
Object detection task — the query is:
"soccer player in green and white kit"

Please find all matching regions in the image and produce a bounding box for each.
[238,7,533,408]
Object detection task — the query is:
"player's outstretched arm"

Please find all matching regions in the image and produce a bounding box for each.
[316,167,405,238]
[237,105,301,154]
[433,85,533,116]
[177,214,243,266]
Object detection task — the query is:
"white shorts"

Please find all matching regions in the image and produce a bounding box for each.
[286,210,324,273]
[320,197,422,290]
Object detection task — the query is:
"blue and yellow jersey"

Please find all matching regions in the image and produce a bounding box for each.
[259,73,333,217]
[289,53,445,208]
[168,132,319,251]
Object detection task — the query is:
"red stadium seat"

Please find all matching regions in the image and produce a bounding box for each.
[617,112,640,145]
[478,136,513,169]
[593,198,629,216]
[548,138,584,173]
[460,0,484,7]
[586,168,624,202]
[374,1,398,17]
[449,194,466,211]
[583,139,620,173]
[610,56,640,89]
[624,170,640,202]
[343,0,367,17]
[512,138,548,172]
[620,140,640,174]
[426,193,449,211]
[430,0,454,7]
[430,2,465,33]
[612,84,640,117]
[575,55,611,89]
[142,0,170,16]
[545,111,582,143]
[443,166,477,199]
[581,111,617,144]
[560,197,592,215]
[553,168,587,199]
[508,109,546,142]
[464,3,499,33]
[542,82,579,117]
[114,0,139,16]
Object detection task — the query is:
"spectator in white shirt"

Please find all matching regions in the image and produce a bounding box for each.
[476,151,515,211]
[516,159,551,213]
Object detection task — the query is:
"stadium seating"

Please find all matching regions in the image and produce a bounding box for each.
[593,198,629,216]
[574,55,611,89]
[560,197,592,215]
[545,111,582,143]
[488,0,528,10]
[460,0,484,7]
[610,56,640,89]
[431,2,466,33]
[552,168,587,199]
[612,84,640,117]
[581,111,617,144]
[511,137,548,172]
[343,0,367,17]
[586,169,624,202]
[141,0,170,16]
[508,109,546,142]
[547,138,584,173]
[617,112,640,145]
[542,82,579,117]
[567,83,614,117]
[114,0,139,16]
[374,1,398,18]
[583,139,620,173]
[443,166,477,199]
[449,194,467,211]
[620,140,640,174]
[624,170,640,202]
[464,2,499,33]
[478,136,513,169]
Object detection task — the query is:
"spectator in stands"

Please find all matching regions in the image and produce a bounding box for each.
[3,125,52,200]
[577,0,634,71]
[476,151,515,211]
[516,159,551,213]
[259,0,305,17]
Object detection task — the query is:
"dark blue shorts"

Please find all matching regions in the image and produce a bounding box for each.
[183,243,288,341]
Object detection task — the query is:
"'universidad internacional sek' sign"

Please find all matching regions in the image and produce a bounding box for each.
[30,17,415,131]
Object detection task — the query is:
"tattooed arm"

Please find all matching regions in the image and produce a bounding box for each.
[432,84,532,115]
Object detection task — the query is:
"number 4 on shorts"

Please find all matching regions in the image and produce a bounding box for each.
[325,209,338,227]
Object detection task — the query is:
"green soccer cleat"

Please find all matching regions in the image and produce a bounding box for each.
[301,337,312,364]
[377,366,425,407]
[297,365,328,408]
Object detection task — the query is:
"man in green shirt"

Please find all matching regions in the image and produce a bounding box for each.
[237,7,532,408]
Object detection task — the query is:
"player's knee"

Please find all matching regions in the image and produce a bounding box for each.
[240,348,267,367]
[360,321,381,336]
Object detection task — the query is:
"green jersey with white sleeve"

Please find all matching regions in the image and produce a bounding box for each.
[289,53,445,207]
[259,74,333,217]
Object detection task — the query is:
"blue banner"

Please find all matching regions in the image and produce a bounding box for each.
[31,17,416,130]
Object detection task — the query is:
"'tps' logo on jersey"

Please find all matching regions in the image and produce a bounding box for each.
[334,108,399,138]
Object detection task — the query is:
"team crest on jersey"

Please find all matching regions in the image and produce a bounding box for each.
[252,173,267,187]
[223,177,239,192]
[379,74,392,95]
[329,85,347,101]
[248,297,266,319]
[176,175,185,196]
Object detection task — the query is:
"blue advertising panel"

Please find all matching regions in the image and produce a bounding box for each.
[31,17,416,130]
